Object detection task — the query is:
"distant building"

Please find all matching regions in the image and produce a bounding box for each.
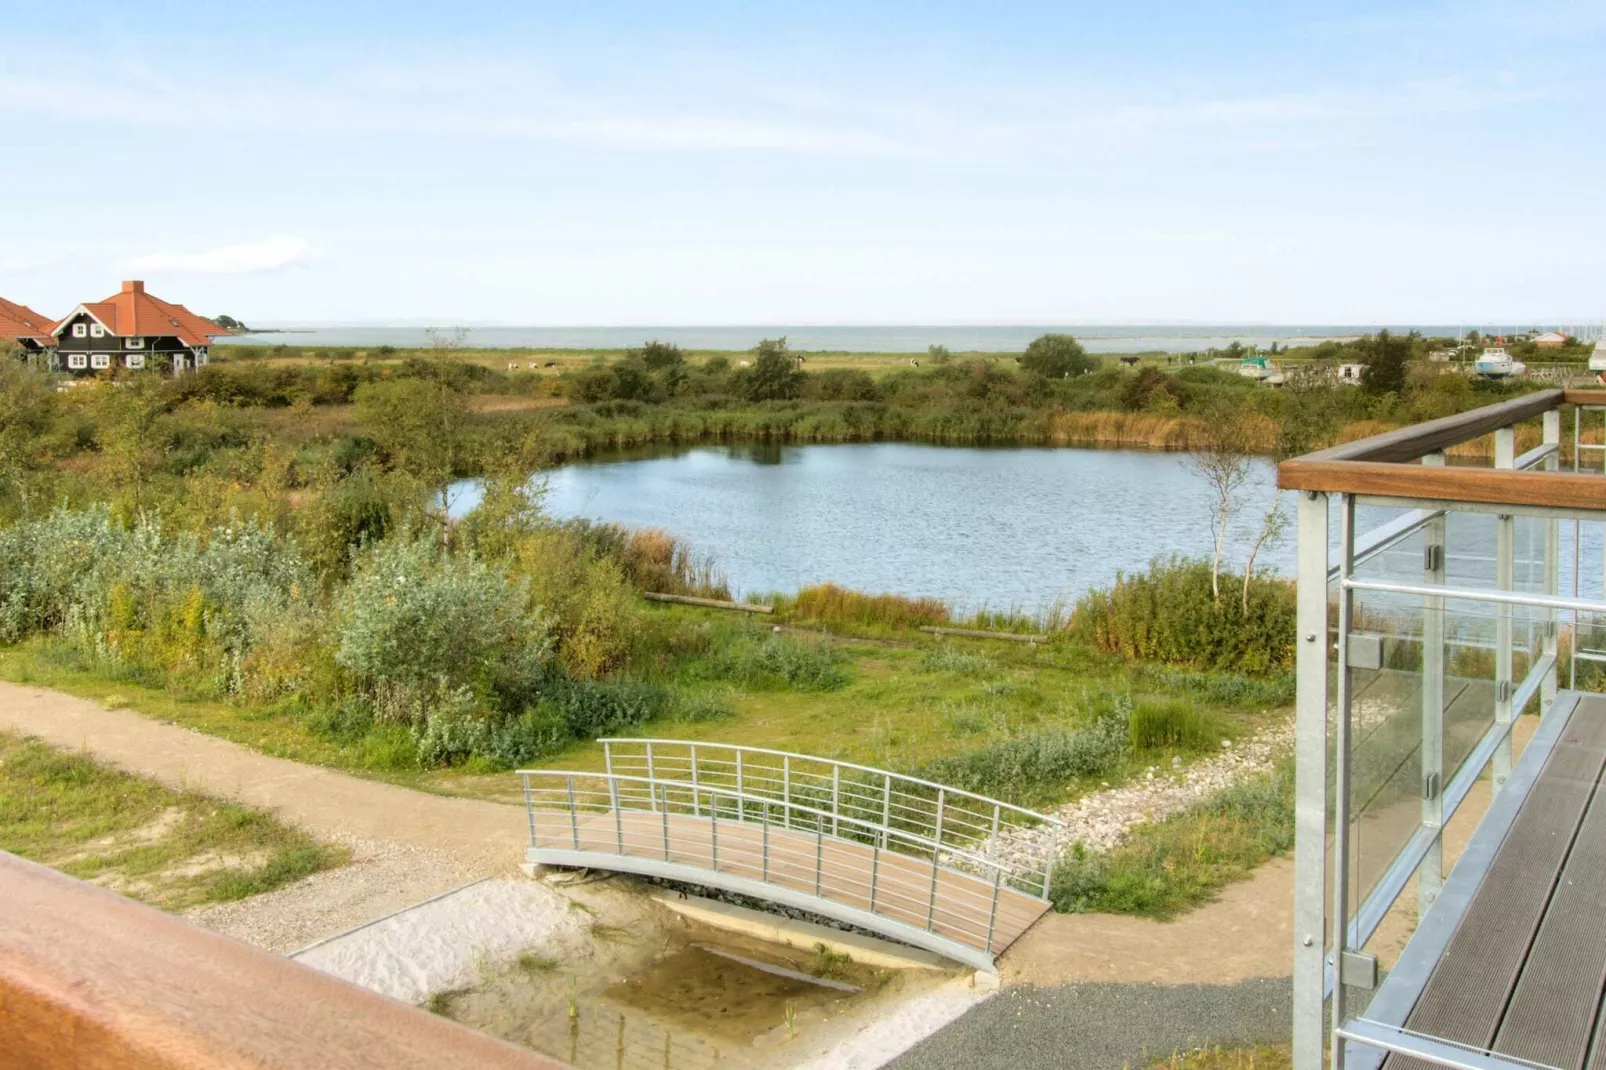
[0,296,57,355]
[1337,362,1365,384]
[1532,331,1569,349]
[50,281,224,376]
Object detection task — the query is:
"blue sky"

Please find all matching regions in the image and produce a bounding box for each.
[3,1,1603,326]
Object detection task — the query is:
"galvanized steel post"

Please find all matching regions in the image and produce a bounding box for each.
[1420,451,1446,912]
[1494,427,1516,791]
[1292,490,1331,1070]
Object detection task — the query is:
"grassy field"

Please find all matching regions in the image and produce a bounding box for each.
[0,730,343,910]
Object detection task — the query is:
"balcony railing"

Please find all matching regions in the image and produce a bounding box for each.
[1278,388,1606,1070]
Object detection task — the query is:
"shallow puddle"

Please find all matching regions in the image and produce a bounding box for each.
[439,924,903,1069]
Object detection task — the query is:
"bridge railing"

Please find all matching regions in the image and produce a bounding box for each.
[596,737,1060,896]
[519,768,1039,955]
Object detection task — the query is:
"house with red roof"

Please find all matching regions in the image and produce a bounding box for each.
[0,296,58,356]
[50,280,225,376]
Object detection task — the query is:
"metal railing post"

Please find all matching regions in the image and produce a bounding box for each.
[1420,451,1446,912]
[1329,493,1356,1070]
[1292,490,1331,1070]
[735,750,744,822]
[814,824,824,897]
[690,743,700,818]
[609,776,623,854]
[831,766,841,839]
[927,789,946,931]
[880,775,892,850]
[782,755,790,832]
[521,773,537,847]
[761,801,770,882]
[869,843,880,913]
[985,867,1002,953]
[567,775,580,851]
[1494,428,1516,792]
[1542,410,1561,717]
[660,784,670,862]
[646,742,658,813]
[709,787,718,872]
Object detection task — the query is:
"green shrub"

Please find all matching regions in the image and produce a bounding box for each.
[1136,666,1295,708]
[920,645,995,675]
[916,700,1131,805]
[1128,698,1225,753]
[335,534,550,717]
[695,633,850,692]
[1071,557,1295,674]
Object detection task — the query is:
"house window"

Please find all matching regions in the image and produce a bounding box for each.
[127,336,144,349]
[72,323,87,338]
[125,353,145,370]
[91,353,110,370]
[89,324,106,338]
[68,354,87,370]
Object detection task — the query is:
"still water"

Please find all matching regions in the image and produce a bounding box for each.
[456,442,1289,613]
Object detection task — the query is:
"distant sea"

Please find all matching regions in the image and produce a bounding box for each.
[218,324,1465,355]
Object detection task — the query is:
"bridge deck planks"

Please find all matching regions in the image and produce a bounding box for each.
[532,809,1050,959]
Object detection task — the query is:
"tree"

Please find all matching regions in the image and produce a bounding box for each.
[632,341,685,371]
[1360,329,1411,396]
[1020,333,1096,379]
[0,361,55,517]
[1241,495,1288,614]
[739,337,805,402]
[1185,401,1256,602]
[353,377,468,534]
[212,314,248,332]
[93,374,167,514]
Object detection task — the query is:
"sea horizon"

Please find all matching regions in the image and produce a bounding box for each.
[217,322,1498,355]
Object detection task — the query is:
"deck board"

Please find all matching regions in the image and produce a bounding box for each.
[1383,693,1606,1070]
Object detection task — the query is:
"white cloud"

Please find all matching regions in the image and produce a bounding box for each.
[126,236,318,275]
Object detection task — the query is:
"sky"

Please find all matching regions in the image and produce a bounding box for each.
[3,1,1604,327]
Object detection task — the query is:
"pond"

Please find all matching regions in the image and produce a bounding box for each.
[453,442,1289,614]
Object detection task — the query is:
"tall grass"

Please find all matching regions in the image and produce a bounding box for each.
[915,698,1131,806]
[1051,764,1293,917]
[785,583,951,629]
[1072,557,1296,674]
[1129,698,1227,752]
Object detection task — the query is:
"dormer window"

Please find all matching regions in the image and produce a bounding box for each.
[71,323,87,338]
[127,336,144,349]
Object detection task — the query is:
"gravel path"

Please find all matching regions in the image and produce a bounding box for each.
[885,978,1291,1070]
[986,719,1294,873]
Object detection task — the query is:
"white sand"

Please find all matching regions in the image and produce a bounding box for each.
[788,974,996,1070]
[292,878,588,1005]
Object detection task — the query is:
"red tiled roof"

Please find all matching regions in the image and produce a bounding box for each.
[54,281,224,348]
[0,296,56,343]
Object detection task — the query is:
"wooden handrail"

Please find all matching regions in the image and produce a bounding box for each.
[0,851,566,1070]
[1295,390,1562,464]
[1277,461,1606,511]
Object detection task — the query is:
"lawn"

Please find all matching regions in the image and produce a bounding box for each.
[0,730,344,910]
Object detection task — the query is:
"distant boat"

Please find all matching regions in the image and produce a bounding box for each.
[1474,343,1527,379]
[1237,355,1285,386]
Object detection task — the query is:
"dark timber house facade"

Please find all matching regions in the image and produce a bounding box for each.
[50,280,224,377]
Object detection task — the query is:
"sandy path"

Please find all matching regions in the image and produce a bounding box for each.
[0,682,526,874]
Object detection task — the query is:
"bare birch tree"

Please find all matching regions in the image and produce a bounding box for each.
[1241,493,1288,613]
[1184,404,1254,602]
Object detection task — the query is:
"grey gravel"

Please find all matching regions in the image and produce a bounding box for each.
[886,977,1291,1070]
[185,833,480,954]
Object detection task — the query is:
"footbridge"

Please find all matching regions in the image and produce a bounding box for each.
[519,739,1064,971]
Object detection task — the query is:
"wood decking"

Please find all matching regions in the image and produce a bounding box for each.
[1381,691,1606,1069]
[530,808,1050,967]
